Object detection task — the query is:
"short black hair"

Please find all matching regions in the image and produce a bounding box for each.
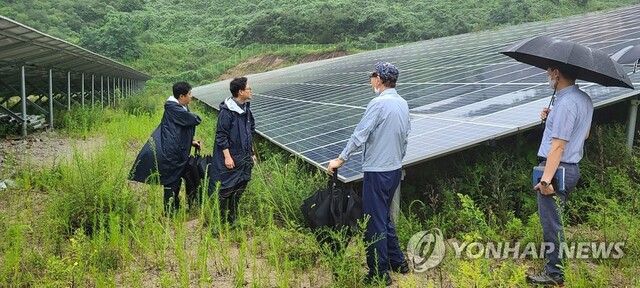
[230,77,248,98]
[173,81,192,99]
[381,77,397,88]
[549,64,579,81]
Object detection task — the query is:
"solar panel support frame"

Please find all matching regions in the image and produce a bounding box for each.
[627,98,640,153]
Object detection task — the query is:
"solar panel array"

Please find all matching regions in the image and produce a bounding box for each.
[0,16,151,85]
[194,5,640,182]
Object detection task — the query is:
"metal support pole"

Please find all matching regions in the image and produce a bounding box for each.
[627,99,640,154]
[49,69,54,129]
[91,74,95,109]
[107,76,111,107]
[21,66,27,137]
[81,73,85,107]
[67,71,71,110]
[112,77,115,106]
[391,169,405,223]
[100,76,104,109]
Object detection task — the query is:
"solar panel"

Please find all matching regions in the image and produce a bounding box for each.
[194,5,640,182]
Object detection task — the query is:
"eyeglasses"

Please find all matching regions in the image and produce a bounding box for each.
[243,88,252,91]
[369,72,378,78]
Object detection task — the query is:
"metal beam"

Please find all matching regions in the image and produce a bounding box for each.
[0,78,21,95]
[49,69,53,129]
[0,104,23,123]
[107,76,111,107]
[627,98,640,153]
[21,65,27,137]
[81,73,84,107]
[91,74,95,109]
[67,71,71,110]
[100,75,104,109]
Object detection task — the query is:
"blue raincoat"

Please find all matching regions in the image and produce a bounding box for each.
[130,98,202,185]
[209,97,255,192]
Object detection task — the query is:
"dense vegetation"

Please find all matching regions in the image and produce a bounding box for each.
[1,0,640,286]
[1,0,640,83]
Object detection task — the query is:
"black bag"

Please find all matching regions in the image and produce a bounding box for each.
[183,147,212,204]
[300,169,362,250]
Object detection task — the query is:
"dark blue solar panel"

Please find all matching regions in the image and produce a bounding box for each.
[194,5,640,182]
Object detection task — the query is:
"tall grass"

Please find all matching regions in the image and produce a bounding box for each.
[1,89,639,287]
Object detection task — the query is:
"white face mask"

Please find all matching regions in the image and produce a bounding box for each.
[372,78,380,95]
[548,75,557,90]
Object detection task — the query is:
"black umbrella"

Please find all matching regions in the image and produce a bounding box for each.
[611,45,640,73]
[611,45,640,64]
[501,36,634,89]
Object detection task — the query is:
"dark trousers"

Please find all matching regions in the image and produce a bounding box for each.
[163,178,182,215]
[363,169,405,276]
[219,180,248,224]
[537,161,580,276]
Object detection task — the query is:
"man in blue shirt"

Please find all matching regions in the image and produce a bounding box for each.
[527,64,593,286]
[328,62,411,286]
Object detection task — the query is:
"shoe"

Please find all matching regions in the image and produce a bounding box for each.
[390,260,410,274]
[525,273,564,286]
[364,273,392,286]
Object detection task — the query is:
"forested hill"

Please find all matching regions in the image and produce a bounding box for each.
[1,0,639,81]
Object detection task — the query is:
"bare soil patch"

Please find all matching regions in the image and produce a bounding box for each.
[219,51,349,80]
[0,131,103,177]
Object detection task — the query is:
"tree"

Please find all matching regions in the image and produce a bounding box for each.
[80,12,142,61]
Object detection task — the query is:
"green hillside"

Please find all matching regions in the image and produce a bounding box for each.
[2,0,639,84]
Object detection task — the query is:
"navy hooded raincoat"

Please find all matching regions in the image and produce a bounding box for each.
[130,98,202,185]
[209,97,255,192]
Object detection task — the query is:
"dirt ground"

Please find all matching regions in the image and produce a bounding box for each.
[0,131,104,178]
[219,51,349,81]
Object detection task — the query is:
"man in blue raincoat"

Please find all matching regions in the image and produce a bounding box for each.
[209,76,256,227]
[130,82,202,215]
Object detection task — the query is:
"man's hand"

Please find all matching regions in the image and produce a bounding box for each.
[327,158,345,176]
[224,156,235,169]
[534,182,555,195]
[252,154,258,163]
[540,107,551,121]
[192,140,201,149]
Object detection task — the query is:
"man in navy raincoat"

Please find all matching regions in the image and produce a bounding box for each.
[130,82,202,214]
[209,76,256,227]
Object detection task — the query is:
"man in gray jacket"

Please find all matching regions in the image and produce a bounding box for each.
[328,62,411,286]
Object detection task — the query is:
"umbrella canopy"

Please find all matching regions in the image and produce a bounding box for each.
[501,36,634,89]
[611,45,640,64]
